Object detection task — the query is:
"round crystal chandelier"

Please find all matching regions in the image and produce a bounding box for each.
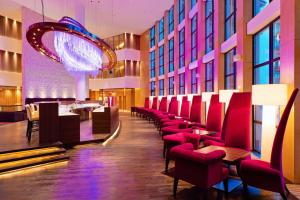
[26,16,117,76]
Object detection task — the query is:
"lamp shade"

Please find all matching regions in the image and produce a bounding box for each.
[202,92,216,102]
[252,84,288,106]
[219,90,239,104]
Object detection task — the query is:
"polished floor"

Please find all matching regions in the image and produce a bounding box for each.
[0,120,109,152]
[0,113,299,200]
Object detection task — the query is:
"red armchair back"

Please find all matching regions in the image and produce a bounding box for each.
[168,97,179,115]
[158,97,168,112]
[271,88,299,171]
[180,97,190,119]
[206,94,222,132]
[151,97,158,110]
[189,95,202,123]
[222,92,251,151]
[144,97,150,109]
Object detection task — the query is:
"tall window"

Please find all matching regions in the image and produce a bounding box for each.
[205,0,214,53]
[224,48,236,89]
[191,68,198,94]
[168,6,174,33]
[253,19,280,153]
[149,26,155,48]
[254,0,270,16]
[150,81,156,96]
[169,77,174,95]
[150,51,155,78]
[179,73,185,94]
[225,0,236,40]
[159,46,164,75]
[191,15,198,62]
[159,79,164,96]
[159,18,164,42]
[169,38,174,72]
[179,28,185,68]
[205,61,214,92]
[191,0,198,9]
[179,0,185,23]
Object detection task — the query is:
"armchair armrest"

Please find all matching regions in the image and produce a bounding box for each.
[171,143,226,165]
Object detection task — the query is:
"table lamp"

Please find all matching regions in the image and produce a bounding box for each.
[252,84,288,161]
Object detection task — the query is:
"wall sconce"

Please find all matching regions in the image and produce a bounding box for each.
[202,92,216,119]
[219,89,239,111]
[252,84,288,161]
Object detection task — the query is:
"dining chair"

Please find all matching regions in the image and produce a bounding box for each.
[240,88,298,200]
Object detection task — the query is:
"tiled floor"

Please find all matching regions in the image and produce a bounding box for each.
[0,112,298,200]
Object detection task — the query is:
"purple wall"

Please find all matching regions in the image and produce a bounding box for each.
[21,7,76,105]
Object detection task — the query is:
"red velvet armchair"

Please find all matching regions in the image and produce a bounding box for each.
[240,89,298,200]
[203,92,252,152]
[134,97,150,117]
[150,97,168,123]
[160,95,202,137]
[163,94,222,171]
[159,96,190,131]
[154,97,179,127]
[170,143,228,197]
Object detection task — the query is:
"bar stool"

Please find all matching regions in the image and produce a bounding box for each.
[25,104,39,142]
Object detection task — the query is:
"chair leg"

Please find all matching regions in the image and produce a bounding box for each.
[27,121,32,142]
[280,192,287,200]
[242,182,248,191]
[165,157,170,173]
[173,177,179,198]
[223,178,228,194]
[163,144,166,158]
[26,120,30,138]
[285,185,290,194]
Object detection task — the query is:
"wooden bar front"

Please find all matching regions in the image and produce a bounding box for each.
[92,106,119,134]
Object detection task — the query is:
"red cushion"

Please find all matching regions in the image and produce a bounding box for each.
[240,159,284,193]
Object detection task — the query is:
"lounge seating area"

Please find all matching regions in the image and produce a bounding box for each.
[132,88,299,199]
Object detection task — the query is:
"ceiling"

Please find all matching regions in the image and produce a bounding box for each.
[0,0,173,38]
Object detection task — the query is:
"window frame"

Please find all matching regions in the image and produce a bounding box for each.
[168,38,174,72]
[159,79,164,96]
[179,73,185,95]
[149,26,156,48]
[169,76,175,95]
[224,48,237,90]
[168,6,174,34]
[150,81,156,96]
[179,0,185,23]
[205,0,214,53]
[150,51,156,78]
[159,45,164,76]
[191,14,198,62]
[179,28,185,68]
[252,17,280,153]
[159,18,164,42]
[224,0,236,40]
[205,60,214,92]
[191,68,198,94]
